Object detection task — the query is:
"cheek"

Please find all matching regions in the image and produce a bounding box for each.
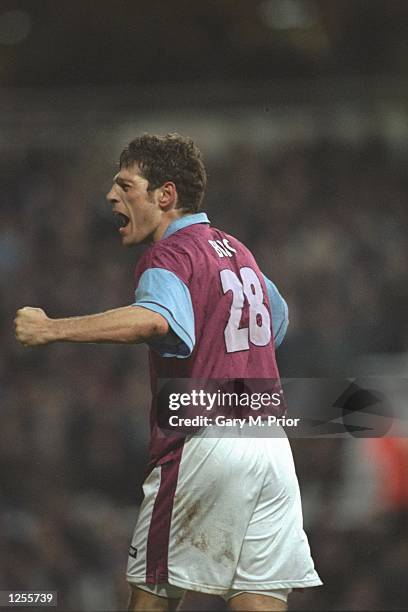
[131,202,159,231]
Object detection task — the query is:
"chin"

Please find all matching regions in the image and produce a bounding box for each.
[121,233,145,247]
[120,227,153,246]
[123,239,139,248]
[120,234,135,246]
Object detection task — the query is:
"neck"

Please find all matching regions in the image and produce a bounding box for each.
[152,209,189,243]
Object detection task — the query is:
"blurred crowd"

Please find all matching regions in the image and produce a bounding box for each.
[1,137,408,610]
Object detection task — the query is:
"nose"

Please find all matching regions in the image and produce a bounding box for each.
[106,186,119,204]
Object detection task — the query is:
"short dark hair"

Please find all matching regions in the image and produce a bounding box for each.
[119,133,207,212]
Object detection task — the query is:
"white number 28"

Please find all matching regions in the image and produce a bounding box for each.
[220,267,271,353]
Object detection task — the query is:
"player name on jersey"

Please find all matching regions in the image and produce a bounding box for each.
[208,238,237,257]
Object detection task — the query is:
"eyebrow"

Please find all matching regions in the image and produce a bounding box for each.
[114,175,133,187]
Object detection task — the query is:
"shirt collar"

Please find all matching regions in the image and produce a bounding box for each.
[162,212,210,240]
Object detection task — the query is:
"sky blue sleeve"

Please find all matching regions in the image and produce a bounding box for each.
[262,274,289,348]
[133,268,195,358]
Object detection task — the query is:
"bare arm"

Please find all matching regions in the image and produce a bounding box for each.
[14,305,169,347]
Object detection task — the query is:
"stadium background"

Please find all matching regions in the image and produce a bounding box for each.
[1,1,408,610]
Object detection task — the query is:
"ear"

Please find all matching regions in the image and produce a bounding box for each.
[157,181,178,210]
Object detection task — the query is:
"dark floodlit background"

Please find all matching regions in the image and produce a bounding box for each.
[1,1,408,610]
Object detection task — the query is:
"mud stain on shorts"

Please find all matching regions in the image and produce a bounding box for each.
[212,529,234,566]
[175,497,232,564]
[175,499,202,547]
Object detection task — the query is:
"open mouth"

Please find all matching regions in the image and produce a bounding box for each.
[113,212,130,229]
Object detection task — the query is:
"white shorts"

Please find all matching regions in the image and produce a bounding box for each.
[133,582,292,603]
[127,428,322,597]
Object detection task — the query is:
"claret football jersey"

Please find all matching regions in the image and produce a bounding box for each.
[133,213,289,471]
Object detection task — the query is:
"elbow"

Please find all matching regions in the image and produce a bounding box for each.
[129,306,169,343]
[146,312,169,339]
[152,315,169,338]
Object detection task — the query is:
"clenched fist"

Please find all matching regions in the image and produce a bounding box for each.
[14,307,54,347]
